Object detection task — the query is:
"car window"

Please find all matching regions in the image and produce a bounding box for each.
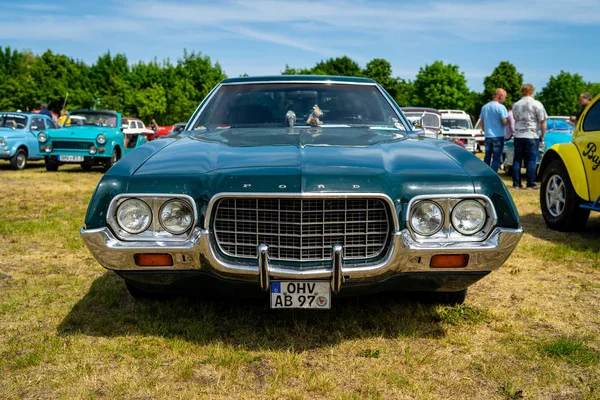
[137,121,144,129]
[583,101,600,132]
[442,118,472,129]
[45,119,57,129]
[30,118,45,131]
[0,113,27,129]
[193,83,404,129]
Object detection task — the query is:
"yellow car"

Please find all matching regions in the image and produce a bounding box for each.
[538,93,600,231]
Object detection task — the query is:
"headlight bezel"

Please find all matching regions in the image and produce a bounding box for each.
[115,198,153,234]
[406,195,496,242]
[38,132,47,143]
[96,134,106,145]
[107,194,198,241]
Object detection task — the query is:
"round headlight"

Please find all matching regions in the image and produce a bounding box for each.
[116,198,152,234]
[45,145,52,153]
[38,132,47,143]
[451,200,486,235]
[89,145,97,154]
[410,201,444,236]
[159,200,194,234]
[96,134,106,144]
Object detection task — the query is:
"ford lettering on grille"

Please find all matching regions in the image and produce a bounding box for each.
[213,197,391,261]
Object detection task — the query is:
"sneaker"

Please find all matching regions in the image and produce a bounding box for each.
[526,185,539,190]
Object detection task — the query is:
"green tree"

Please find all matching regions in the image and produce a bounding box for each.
[537,71,589,115]
[363,58,412,106]
[482,61,523,107]
[135,84,167,122]
[412,61,472,111]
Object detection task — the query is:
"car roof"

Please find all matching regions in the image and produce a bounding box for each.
[122,117,142,121]
[220,75,377,84]
[401,107,441,115]
[71,109,118,116]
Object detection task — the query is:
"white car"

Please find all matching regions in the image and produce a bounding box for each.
[439,110,483,153]
[121,118,154,148]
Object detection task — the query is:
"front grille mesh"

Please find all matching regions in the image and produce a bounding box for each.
[213,197,391,261]
[53,141,92,150]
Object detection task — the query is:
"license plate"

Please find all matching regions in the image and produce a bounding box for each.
[270,281,331,309]
[58,155,84,162]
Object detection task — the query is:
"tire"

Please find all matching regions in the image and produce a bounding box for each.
[103,149,119,172]
[44,157,59,172]
[540,160,590,231]
[428,289,468,305]
[80,163,93,171]
[125,282,165,300]
[10,148,27,170]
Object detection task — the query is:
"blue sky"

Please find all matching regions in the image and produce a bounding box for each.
[1,0,599,92]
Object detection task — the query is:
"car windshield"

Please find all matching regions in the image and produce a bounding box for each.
[404,112,440,128]
[69,111,117,128]
[0,113,28,129]
[192,83,406,130]
[546,119,573,131]
[442,118,472,129]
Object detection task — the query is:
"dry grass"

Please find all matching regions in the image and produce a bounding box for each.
[1,160,599,399]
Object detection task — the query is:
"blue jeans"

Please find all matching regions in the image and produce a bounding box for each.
[484,137,505,172]
[513,138,539,187]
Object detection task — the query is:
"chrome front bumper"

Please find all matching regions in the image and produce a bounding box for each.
[81,226,523,293]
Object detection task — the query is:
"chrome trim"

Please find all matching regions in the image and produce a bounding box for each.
[220,80,379,86]
[405,194,498,243]
[205,192,400,231]
[258,243,270,292]
[81,225,523,284]
[185,83,223,131]
[331,244,343,294]
[106,193,198,242]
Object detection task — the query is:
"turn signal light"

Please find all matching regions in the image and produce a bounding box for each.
[99,148,105,153]
[134,253,173,267]
[430,254,469,268]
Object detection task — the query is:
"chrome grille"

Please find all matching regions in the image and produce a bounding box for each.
[53,141,92,150]
[213,197,391,261]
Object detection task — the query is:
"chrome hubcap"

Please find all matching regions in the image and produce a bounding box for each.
[546,174,566,217]
[17,152,25,168]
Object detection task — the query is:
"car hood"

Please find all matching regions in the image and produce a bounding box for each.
[0,127,27,138]
[49,126,117,139]
[545,130,573,148]
[127,127,476,198]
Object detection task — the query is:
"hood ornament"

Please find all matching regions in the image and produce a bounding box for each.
[285,110,296,127]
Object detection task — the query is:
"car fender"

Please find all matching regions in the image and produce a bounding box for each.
[538,143,589,201]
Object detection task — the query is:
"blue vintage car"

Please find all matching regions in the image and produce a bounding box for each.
[0,112,55,169]
[39,109,148,172]
[502,118,574,175]
[80,76,523,307]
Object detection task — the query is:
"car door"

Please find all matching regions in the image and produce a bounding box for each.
[29,117,47,155]
[575,97,600,200]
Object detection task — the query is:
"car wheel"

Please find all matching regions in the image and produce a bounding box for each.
[428,289,467,305]
[125,282,165,300]
[103,149,119,172]
[44,156,59,172]
[80,163,93,171]
[540,160,590,231]
[10,148,27,170]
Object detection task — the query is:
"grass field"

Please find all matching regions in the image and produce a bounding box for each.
[1,160,599,399]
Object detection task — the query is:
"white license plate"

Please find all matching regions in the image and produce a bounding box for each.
[270,281,331,309]
[58,155,84,162]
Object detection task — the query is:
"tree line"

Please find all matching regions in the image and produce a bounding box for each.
[1,46,598,125]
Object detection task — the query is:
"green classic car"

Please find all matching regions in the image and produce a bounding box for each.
[39,109,148,172]
[81,76,523,307]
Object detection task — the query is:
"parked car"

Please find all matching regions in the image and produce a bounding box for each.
[502,118,574,175]
[157,122,187,138]
[538,94,600,231]
[0,112,53,169]
[155,125,173,137]
[122,117,155,142]
[401,107,441,139]
[81,75,523,307]
[39,110,150,172]
[439,110,484,152]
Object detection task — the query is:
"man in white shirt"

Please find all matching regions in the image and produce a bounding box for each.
[512,83,547,189]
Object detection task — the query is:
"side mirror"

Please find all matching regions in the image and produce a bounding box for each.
[31,126,39,131]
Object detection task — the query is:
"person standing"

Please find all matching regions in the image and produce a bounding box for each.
[39,102,53,119]
[505,104,515,140]
[569,92,592,124]
[512,83,547,189]
[479,88,509,172]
